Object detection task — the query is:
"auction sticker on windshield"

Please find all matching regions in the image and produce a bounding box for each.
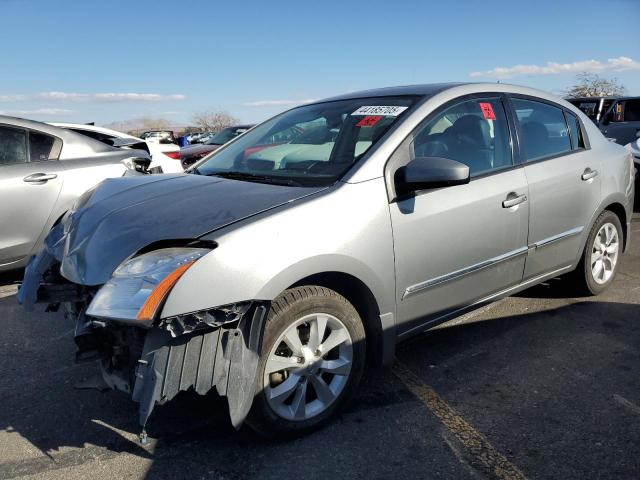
[352,106,408,116]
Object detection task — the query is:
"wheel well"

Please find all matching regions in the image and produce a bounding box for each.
[604,203,627,248]
[290,272,384,367]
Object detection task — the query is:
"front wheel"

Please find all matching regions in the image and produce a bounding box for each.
[574,210,623,295]
[246,286,366,438]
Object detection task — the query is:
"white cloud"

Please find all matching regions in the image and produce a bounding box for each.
[92,93,186,102]
[0,94,26,101]
[37,92,89,101]
[470,56,640,79]
[0,108,73,116]
[0,92,186,102]
[243,98,317,107]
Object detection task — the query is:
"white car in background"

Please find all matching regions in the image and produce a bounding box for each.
[625,134,640,167]
[50,123,184,173]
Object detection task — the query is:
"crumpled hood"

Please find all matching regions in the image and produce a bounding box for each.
[53,173,323,286]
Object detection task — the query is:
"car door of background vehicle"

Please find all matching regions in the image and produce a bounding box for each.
[601,98,640,145]
[387,95,529,337]
[0,125,64,267]
[509,96,601,280]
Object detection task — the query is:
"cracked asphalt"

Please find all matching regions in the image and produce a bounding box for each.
[0,210,638,480]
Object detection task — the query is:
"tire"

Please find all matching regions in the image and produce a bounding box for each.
[573,210,623,296]
[246,286,366,438]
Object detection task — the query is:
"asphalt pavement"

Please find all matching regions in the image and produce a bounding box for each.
[0,212,638,480]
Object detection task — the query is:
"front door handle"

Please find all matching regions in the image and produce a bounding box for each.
[23,173,57,183]
[502,193,527,208]
[581,168,599,181]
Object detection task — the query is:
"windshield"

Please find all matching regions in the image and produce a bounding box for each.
[195,96,417,186]
[206,127,248,145]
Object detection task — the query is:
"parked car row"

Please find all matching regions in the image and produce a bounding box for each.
[16,83,635,439]
[139,130,177,145]
[180,124,254,168]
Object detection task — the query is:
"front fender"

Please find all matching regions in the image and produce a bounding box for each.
[160,178,396,319]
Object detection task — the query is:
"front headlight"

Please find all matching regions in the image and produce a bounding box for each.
[86,248,209,323]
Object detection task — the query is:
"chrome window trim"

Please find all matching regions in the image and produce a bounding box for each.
[402,246,528,300]
[532,226,584,249]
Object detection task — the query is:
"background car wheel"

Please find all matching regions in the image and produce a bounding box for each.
[574,210,623,296]
[246,286,366,438]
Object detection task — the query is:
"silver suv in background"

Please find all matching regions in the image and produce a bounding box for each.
[19,83,635,438]
[0,116,150,271]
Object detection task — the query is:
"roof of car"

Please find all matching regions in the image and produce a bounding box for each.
[322,83,467,102]
[0,115,115,156]
[0,115,90,139]
[49,122,141,141]
[318,82,590,106]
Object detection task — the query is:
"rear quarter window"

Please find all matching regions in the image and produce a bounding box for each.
[29,131,56,162]
[564,111,586,150]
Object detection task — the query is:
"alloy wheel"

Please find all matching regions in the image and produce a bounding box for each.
[591,222,619,285]
[263,313,353,421]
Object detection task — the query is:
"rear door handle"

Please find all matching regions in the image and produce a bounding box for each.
[502,193,527,208]
[23,173,57,183]
[581,169,598,181]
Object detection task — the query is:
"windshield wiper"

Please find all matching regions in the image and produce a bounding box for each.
[208,171,304,187]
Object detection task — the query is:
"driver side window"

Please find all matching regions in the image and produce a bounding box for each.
[411,97,513,177]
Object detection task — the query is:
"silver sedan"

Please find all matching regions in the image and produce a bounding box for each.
[0,116,150,271]
[19,83,635,438]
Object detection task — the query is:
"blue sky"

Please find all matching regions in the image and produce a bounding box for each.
[1,0,638,126]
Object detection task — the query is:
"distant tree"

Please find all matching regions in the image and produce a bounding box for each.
[191,110,239,132]
[565,72,627,98]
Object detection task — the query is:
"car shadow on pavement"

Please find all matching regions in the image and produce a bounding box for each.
[512,276,580,299]
[0,299,638,479]
[0,269,23,286]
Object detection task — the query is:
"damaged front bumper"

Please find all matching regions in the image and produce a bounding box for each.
[18,243,268,432]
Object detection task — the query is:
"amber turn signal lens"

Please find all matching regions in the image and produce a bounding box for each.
[136,260,196,321]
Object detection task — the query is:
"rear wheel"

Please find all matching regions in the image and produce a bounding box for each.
[574,211,623,295]
[246,286,366,438]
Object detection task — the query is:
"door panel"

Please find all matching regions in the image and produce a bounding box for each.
[522,150,601,278]
[0,161,64,266]
[392,168,529,335]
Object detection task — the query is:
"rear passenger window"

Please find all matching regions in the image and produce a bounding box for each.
[411,97,513,177]
[565,111,585,150]
[0,126,28,166]
[29,132,56,162]
[623,99,640,122]
[512,99,571,162]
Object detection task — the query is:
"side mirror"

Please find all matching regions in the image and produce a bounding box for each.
[395,156,470,196]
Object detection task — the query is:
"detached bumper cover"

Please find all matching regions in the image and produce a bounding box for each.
[133,303,266,428]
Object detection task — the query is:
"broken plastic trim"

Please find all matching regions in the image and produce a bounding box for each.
[131,301,268,429]
[158,302,253,337]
